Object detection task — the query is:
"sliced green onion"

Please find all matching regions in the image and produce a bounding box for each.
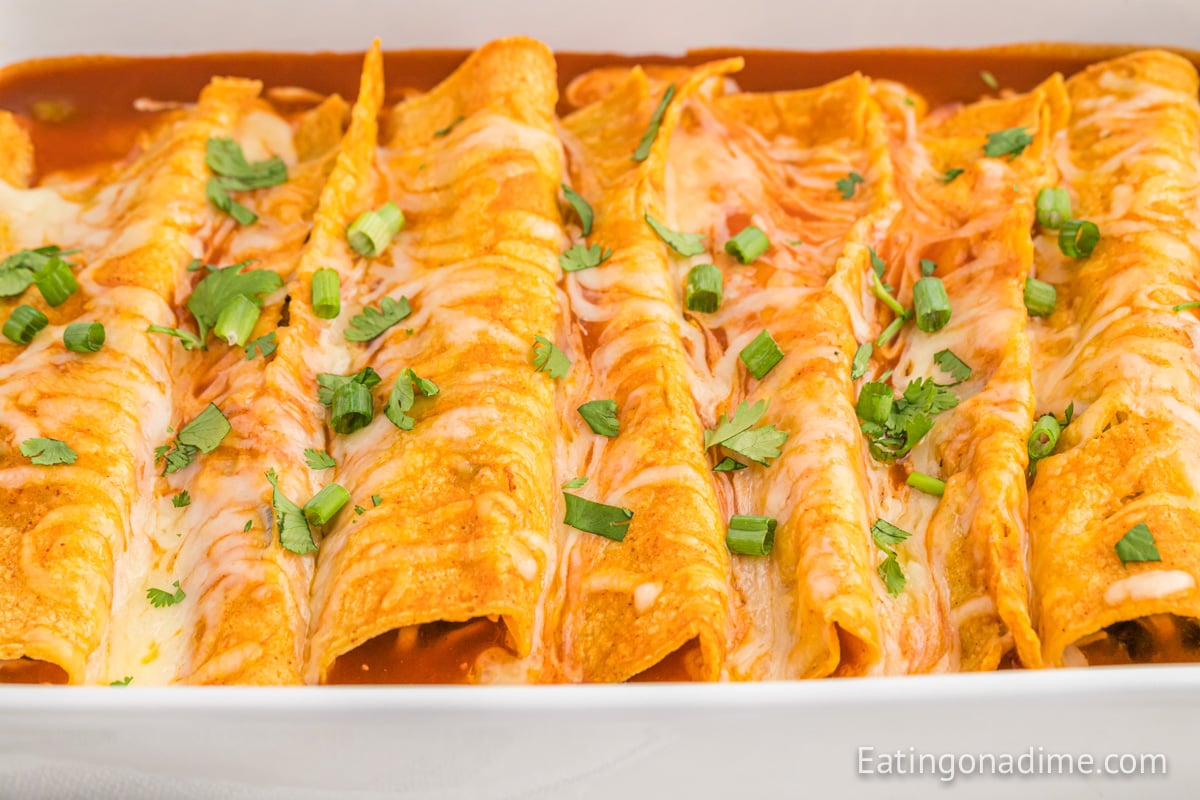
[330,380,373,434]
[685,263,723,313]
[1035,187,1071,229]
[1059,219,1100,259]
[1027,414,1061,461]
[739,329,784,380]
[347,201,404,258]
[32,257,78,307]
[913,276,952,333]
[724,225,769,264]
[302,483,350,526]
[906,471,946,497]
[311,269,341,319]
[63,322,105,353]
[3,304,48,344]
[1024,277,1057,317]
[869,269,906,317]
[213,293,261,347]
[856,381,894,425]
[875,310,911,348]
[726,514,777,556]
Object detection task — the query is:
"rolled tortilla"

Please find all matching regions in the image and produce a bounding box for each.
[1028,51,1200,667]
[308,37,564,684]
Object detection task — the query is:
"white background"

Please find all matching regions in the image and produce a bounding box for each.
[0,0,1198,59]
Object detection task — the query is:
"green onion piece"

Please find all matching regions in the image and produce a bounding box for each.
[913,276,952,333]
[1173,301,1200,313]
[875,310,911,348]
[562,492,633,541]
[726,514,777,556]
[1027,414,1061,461]
[311,269,341,319]
[1115,522,1162,566]
[1035,187,1071,230]
[32,257,78,307]
[213,293,261,347]
[3,304,48,344]
[302,483,350,527]
[869,269,906,317]
[856,381,894,425]
[347,201,405,258]
[851,342,872,380]
[724,225,769,264]
[739,329,784,380]
[63,322,105,353]
[1024,277,1057,317]
[906,471,946,497]
[330,380,374,434]
[685,263,723,313]
[980,70,999,90]
[1058,219,1100,259]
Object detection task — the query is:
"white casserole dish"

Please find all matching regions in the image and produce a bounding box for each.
[3,0,1200,796]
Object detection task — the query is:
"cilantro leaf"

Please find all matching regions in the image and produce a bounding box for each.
[577,399,619,437]
[705,399,764,449]
[206,137,288,190]
[266,468,316,554]
[385,368,438,430]
[933,349,972,385]
[532,335,570,379]
[186,260,282,342]
[858,377,957,462]
[304,449,336,470]
[344,296,411,342]
[172,490,191,508]
[561,183,594,236]
[19,437,77,466]
[244,331,277,360]
[632,84,675,162]
[938,168,964,184]
[0,246,77,298]
[713,456,748,472]
[207,178,258,225]
[836,171,864,200]
[871,519,912,549]
[877,553,906,596]
[110,676,133,686]
[983,127,1033,160]
[851,342,872,380]
[146,580,185,608]
[371,494,383,507]
[562,476,589,489]
[157,404,230,475]
[559,244,613,273]
[704,399,788,466]
[1115,522,1162,567]
[644,214,706,257]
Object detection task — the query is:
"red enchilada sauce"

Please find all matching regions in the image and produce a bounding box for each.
[4,45,1200,684]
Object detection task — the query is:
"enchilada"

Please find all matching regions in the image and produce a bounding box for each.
[1,41,1197,682]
